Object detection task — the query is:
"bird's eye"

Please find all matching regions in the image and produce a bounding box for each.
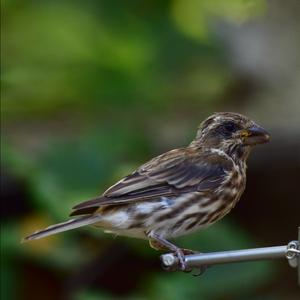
[223,122,237,132]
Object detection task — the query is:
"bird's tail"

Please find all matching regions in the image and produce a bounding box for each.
[22,215,101,242]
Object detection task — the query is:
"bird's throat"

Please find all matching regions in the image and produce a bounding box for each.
[226,144,251,165]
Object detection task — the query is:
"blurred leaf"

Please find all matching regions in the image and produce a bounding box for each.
[2,1,157,117]
[171,0,266,40]
[74,290,119,300]
[1,222,20,257]
[0,259,16,300]
[3,127,149,219]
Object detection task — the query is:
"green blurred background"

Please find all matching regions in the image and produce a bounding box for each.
[1,0,300,299]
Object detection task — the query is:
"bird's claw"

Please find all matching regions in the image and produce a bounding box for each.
[192,265,209,276]
[174,248,198,272]
[174,249,209,275]
[174,248,187,271]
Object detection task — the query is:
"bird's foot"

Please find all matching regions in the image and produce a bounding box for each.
[177,249,209,276]
[173,248,187,271]
[173,248,199,272]
[148,232,208,274]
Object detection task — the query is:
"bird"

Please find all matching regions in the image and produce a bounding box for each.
[23,112,270,271]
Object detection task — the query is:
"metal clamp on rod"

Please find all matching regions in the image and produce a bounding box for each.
[160,227,300,286]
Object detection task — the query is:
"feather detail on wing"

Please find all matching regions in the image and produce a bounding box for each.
[70,147,233,216]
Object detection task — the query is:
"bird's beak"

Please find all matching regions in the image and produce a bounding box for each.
[240,125,270,145]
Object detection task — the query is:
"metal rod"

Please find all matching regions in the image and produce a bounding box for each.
[161,231,299,287]
[187,245,286,267]
[161,245,288,269]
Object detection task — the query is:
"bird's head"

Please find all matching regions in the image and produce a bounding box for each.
[192,112,270,161]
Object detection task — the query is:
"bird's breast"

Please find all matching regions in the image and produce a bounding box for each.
[210,165,246,218]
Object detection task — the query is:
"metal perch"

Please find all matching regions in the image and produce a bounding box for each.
[160,227,300,286]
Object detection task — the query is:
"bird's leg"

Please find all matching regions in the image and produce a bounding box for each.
[148,232,189,271]
[149,238,169,251]
[148,233,208,275]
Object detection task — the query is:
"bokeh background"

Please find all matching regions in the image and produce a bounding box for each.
[1,0,300,299]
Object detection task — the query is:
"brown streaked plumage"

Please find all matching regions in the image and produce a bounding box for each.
[23,112,270,271]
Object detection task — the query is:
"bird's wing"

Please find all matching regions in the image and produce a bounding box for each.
[71,148,232,212]
[71,148,232,215]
